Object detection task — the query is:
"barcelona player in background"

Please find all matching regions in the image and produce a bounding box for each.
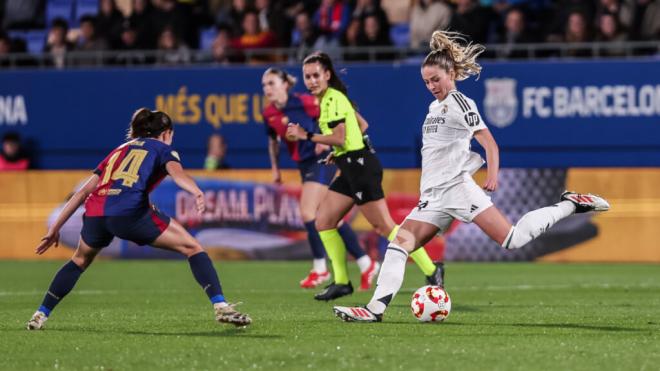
[27,108,251,330]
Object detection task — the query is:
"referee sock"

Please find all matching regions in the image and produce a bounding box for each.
[388,225,436,276]
[318,229,349,285]
[410,249,436,277]
[366,244,408,315]
[337,222,366,259]
[188,252,225,304]
[502,201,576,249]
[39,260,85,316]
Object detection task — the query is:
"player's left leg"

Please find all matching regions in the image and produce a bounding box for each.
[334,218,440,322]
[314,189,356,301]
[475,191,609,249]
[151,218,250,326]
[27,238,101,330]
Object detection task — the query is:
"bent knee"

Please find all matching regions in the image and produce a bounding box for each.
[392,228,416,252]
[71,255,92,270]
[315,216,337,231]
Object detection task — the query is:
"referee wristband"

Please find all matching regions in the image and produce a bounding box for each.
[306,131,315,141]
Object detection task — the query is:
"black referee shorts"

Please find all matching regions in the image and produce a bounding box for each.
[329,148,385,205]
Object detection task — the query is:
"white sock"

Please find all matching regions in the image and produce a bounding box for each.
[503,201,576,249]
[356,255,372,273]
[312,258,327,273]
[366,244,408,315]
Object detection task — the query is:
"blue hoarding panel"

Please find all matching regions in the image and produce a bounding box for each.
[1,59,659,169]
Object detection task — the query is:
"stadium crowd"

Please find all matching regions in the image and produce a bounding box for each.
[0,0,659,67]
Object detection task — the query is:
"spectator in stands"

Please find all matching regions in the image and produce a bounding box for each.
[0,32,11,67]
[545,0,594,43]
[114,19,148,65]
[73,15,109,66]
[96,0,124,48]
[44,17,73,69]
[127,0,154,49]
[156,26,191,65]
[381,0,409,25]
[636,0,660,41]
[563,11,593,57]
[2,0,44,29]
[215,0,250,37]
[256,0,289,46]
[342,17,366,61]
[357,13,394,60]
[313,0,351,48]
[291,11,319,60]
[352,0,390,36]
[204,133,231,170]
[449,0,493,44]
[596,12,628,56]
[211,26,243,64]
[0,132,30,171]
[151,0,194,49]
[231,10,277,62]
[595,0,635,32]
[233,10,277,48]
[495,8,536,59]
[410,0,452,48]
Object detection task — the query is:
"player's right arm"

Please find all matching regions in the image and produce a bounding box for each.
[165,161,205,214]
[267,136,282,184]
[35,174,100,255]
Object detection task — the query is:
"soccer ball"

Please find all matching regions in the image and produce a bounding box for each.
[410,285,451,322]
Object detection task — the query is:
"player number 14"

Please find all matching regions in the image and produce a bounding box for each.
[100,149,148,187]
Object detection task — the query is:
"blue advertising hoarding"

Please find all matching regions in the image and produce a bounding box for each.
[1,59,659,169]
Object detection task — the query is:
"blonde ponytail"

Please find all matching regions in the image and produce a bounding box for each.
[425,30,485,81]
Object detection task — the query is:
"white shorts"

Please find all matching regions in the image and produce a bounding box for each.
[405,173,493,234]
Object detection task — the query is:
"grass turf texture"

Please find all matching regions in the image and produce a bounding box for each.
[1,261,659,371]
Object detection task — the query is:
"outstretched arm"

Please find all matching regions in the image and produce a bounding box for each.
[166,161,206,213]
[473,128,500,192]
[36,174,99,255]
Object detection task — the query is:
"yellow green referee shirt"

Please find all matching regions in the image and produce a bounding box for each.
[317,87,365,156]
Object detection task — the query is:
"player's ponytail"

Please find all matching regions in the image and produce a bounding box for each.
[424,30,485,81]
[264,67,297,91]
[303,51,349,97]
[127,108,173,140]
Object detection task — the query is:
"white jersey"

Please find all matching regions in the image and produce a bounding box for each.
[419,90,488,192]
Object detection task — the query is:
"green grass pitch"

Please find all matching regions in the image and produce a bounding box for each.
[1,261,659,370]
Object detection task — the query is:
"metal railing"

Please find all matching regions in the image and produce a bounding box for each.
[0,41,658,69]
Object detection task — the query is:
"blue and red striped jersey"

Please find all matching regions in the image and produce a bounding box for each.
[85,138,180,216]
[263,93,320,162]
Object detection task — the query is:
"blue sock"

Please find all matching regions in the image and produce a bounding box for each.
[338,223,366,259]
[377,235,389,259]
[39,260,84,316]
[188,252,225,304]
[304,220,326,259]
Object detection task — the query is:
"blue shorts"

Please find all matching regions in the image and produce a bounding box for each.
[81,208,171,248]
[297,155,337,185]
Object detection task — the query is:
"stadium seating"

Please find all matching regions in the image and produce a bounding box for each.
[389,23,410,47]
[200,28,218,50]
[74,0,100,25]
[46,0,74,26]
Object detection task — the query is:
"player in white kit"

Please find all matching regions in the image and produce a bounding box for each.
[333,30,610,322]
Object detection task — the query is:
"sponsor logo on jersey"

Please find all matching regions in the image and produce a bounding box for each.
[417,200,429,210]
[464,112,480,127]
[484,78,518,128]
